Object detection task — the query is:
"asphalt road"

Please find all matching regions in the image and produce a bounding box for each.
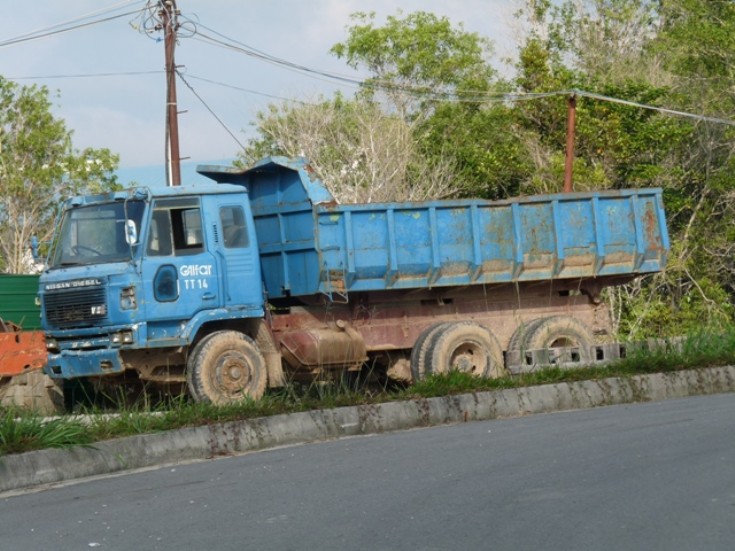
[2,393,735,550]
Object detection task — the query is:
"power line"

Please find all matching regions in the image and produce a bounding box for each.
[0,4,148,49]
[131,0,197,42]
[6,4,728,155]
[190,26,366,88]
[1,0,145,43]
[7,70,162,80]
[192,28,735,126]
[185,74,311,105]
[185,20,735,126]
[5,70,732,130]
[176,69,246,150]
[573,90,735,127]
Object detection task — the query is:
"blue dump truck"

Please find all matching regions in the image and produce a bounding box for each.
[37,157,669,404]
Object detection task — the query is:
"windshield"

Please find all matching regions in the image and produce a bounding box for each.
[49,200,145,267]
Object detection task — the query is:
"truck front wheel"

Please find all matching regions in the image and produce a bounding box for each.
[187,331,268,404]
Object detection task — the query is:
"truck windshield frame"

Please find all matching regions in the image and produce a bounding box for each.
[49,200,146,268]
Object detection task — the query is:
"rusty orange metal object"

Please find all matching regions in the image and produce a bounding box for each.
[0,319,47,377]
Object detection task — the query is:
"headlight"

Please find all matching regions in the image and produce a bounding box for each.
[46,338,59,353]
[111,330,134,345]
[120,286,137,310]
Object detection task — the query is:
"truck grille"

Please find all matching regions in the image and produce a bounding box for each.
[44,286,108,328]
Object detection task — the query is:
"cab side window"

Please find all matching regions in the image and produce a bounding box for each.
[147,198,204,256]
[220,206,248,248]
[147,210,173,256]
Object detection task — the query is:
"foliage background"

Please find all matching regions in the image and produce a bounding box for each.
[241,1,735,338]
[2,1,734,338]
[0,77,120,274]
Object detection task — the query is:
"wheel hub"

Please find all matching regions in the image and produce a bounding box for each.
[451,343,487,375]
[216,354,252,394]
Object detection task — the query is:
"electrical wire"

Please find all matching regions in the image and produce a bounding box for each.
[132,0,197,42]
[189,32,364,90]
[185,74,311,105]
[191,29,735,125]
[175,69,246,150]
[7,70,162,80]
[0,4,148,49]
[572,89,735,127]
[0,0,145,44]
[4,2,729,149]
[185,20,735,126]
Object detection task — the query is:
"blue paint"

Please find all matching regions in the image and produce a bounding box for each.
[208,156,669,299]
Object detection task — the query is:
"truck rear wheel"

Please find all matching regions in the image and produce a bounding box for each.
[425,322,505,379]
[506,318,547,369]
[410,322,451,382]
[511,316,594,367]
[186,331,267,404]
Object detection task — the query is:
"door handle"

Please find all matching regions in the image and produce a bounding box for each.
[202,292,216,300]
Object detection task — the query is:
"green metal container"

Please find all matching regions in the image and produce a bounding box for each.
[0,274,41,329]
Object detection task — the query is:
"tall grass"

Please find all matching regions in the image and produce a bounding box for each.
[0,408,92,455]
[3,330,735,457]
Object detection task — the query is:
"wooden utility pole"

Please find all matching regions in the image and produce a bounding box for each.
[563,93,576,193]
[161,0,181,186]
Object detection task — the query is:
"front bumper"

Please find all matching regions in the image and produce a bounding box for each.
[45,348,125,379]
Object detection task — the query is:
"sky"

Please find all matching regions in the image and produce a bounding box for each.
[0,1,521,186]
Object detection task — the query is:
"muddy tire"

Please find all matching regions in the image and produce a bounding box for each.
[0,371,65,414]
[410,322,452,382]
[186,331,267,404]
[425,322,505,379]
[519,316,594,364]
[508,318,546,353]
[506,318,547,368]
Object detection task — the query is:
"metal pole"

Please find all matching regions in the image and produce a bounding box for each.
[161,0,181,186]
[563,94,576,193]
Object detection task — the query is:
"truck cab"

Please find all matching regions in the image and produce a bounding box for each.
[39,183,266,399]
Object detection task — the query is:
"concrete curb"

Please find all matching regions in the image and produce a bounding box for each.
[2,365,734,493]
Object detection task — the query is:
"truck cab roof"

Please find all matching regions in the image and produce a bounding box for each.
[62,181,247,209]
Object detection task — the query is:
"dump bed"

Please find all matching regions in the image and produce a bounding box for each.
[199,157,669,300]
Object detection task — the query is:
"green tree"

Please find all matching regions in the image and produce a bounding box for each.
[631,1,735,333]
[417,98,533,200]
[244,4,735,336]
[240,94,458,202]
[331,11,495,117]
[331,10,530,200]
[0,77,119,273]
[511,0,735,335]
[245,11,504,202]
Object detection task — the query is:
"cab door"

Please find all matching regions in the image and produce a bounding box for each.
[141,196,219,341]
[206,196,264,310]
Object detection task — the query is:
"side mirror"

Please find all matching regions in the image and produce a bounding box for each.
[125,219,138,245]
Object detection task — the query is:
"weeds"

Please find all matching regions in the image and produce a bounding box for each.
[2,330,735,457]
[0,409,92,455]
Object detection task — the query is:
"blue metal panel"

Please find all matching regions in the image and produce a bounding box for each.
[200,158,670,300]
[46,348,125,378]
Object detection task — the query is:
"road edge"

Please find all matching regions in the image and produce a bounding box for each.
[2,365,734,493]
